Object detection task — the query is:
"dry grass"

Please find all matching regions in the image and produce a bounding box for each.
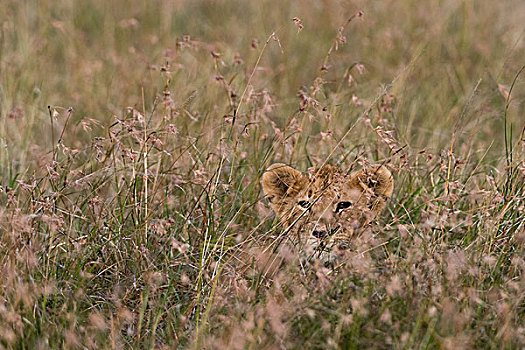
[0,0,524,348]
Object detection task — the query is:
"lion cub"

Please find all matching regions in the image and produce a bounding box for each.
[262,163,393,261]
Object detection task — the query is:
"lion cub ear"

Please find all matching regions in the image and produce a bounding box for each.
[262,163,303,213]
[350,165,394,198]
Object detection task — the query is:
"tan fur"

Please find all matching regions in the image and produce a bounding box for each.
[261,163,393,261]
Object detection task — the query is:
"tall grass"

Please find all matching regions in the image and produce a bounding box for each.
[0,0,524,348]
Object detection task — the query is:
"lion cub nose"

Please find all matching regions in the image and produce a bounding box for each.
[312,230,327,239]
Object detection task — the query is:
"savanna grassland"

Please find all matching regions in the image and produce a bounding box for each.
[1,0,525,348]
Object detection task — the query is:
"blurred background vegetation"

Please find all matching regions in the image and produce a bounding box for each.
[2,0,523,170]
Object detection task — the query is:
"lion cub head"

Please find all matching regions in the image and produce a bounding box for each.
[261,163,393,260]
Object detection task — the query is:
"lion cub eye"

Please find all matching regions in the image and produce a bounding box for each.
[336,201,352,211]
[297,200,311,208]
